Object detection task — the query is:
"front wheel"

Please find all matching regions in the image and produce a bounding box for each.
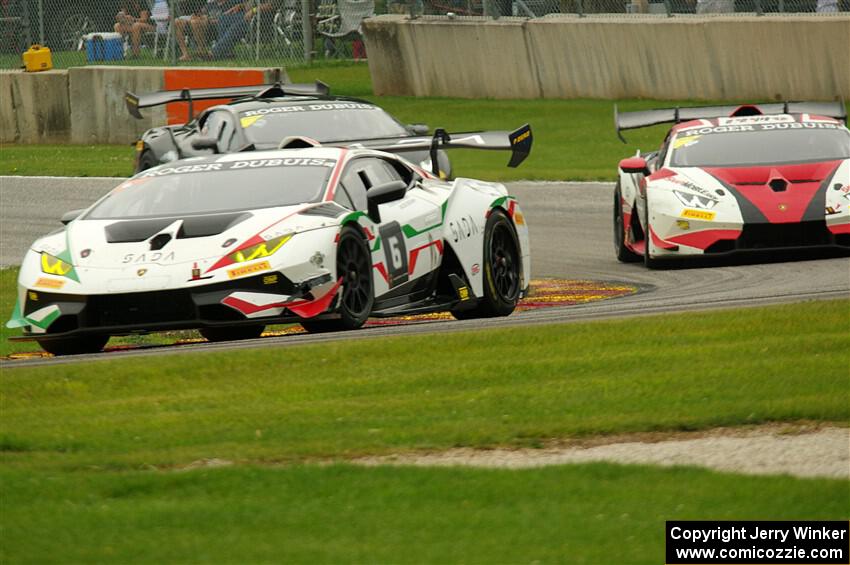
[38,334,109,356]
[451,209,521,319]
[301,225,373,333]
[200,325,265,342]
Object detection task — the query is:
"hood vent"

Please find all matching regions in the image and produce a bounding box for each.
[149,233,173,251]
[768,178,788,193]
[106,212,252,243]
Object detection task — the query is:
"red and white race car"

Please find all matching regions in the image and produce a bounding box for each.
[613,102,850,267]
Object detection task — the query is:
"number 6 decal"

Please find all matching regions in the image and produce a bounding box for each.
[378,221,408,288]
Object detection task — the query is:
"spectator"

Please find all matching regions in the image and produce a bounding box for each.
[175,0,213,60]
[816,0,838,11]
[114,0,155,57]
[211,0,278,59]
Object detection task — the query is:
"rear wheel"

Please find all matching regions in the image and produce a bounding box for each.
[451,209,521,319]
[300,225,373,333]
[614,182,641,263]
[38,334,109,356]
[200,325,265,342]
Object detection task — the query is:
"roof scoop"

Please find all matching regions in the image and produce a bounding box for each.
[767,169,788,193]
[148,220,183,251]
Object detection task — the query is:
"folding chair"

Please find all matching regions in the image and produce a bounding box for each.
[316,0,375,58]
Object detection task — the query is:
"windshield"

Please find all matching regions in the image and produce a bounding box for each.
[86,157,335,219]
[239,102,409,145]
[670,123,850,167]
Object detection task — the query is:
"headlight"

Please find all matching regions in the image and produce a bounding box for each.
[41,252,74,276]
[673,189,718,210]
[228,234,292,263]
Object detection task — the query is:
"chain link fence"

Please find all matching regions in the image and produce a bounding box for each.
[0,0,376,69]
[1,0,846,69]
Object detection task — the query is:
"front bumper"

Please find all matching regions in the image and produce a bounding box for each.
[12,271,337,341]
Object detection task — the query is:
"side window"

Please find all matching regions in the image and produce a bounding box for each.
[339,167,368,211]
[339,158,407,211]
[201,111,237,151]
[333,182,355,210]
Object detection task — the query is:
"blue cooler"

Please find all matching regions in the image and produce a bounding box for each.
[84,32,124,62]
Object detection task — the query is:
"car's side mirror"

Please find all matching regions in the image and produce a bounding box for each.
[191,136,219,152]
[60,209,84,225]
[408,123,429,136]
[619,157,649,175]
[367,180,407,223]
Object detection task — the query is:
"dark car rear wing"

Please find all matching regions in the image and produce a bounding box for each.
[125,80,330,121]
[614,100,847,142]
[329,124,533,175]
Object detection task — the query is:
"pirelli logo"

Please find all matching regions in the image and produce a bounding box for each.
[34,277,65,290]
[512,130,531,145]
[228,261,271,280]
[681,209,716,221]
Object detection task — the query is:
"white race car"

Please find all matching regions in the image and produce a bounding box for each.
[7,128,532,355]
[613,102,850,267]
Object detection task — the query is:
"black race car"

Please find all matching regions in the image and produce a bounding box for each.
[126,81,453,176]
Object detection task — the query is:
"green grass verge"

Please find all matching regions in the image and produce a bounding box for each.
[0,62,732,180]
[2,463,846,564]
[3,300,848,471]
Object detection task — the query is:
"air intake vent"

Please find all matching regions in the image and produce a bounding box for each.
[768,179,788,193]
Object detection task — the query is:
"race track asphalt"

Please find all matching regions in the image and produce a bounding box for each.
[1,175,847,367]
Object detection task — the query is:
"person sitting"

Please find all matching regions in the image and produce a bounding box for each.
[211,0,277,59]
[175,0,213,60]
[114,0,155,57]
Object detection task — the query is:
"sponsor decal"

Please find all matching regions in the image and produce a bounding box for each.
[825,204,842,215]
[34,277,65,290]
[122,251,176,264]
[676,220,691,230]
[191,263,201,280]
[309,252,324,268]
[240,115,263,128]
[512,130,531,145]
[140,158,335,178]
[458,286,470,301]
[263,274,278,285]
[228,260,271,280]
[680,122,840,136]
[672,135,701,149]
[471,263,480,275]
[681,209,716,221]
[241,102,376,117]
[778,203,788,212]
[514,211,526,226]
[137,268,147,277]
[135,140,144,152]
[717,115,794,126]
[80,248,91,258]
[449,215,480,243]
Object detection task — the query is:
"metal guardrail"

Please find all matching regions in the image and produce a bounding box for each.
[0,0,846,69]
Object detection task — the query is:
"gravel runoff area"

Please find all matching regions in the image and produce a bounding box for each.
[352,424,850,479]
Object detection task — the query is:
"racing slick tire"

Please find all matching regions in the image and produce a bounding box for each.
[614,182,641,263]
[200,325,265,342]
[38,334,109,356]
[137,150,159,173]
[451,209,521,319]
[300,225,374,333]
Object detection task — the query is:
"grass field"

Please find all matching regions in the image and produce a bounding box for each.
[2,299,848,561]
[3,300,847,469]
[0,62,699,180]
[2,463,846,563]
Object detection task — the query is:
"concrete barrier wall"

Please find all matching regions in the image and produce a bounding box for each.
[1,70,71,143]
[1,66,285,145]
[364,15,850,101]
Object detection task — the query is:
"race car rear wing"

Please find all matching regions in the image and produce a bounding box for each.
[125,80,330,121]
[614,100,847,142]
[329,124,533,175]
